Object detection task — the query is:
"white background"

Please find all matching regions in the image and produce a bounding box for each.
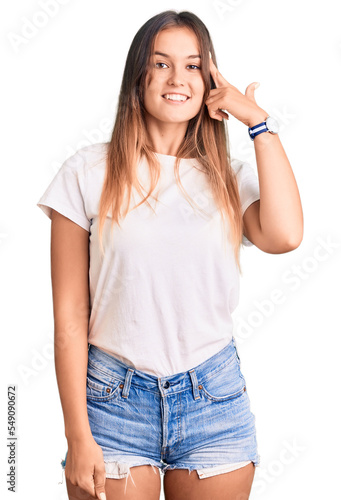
[1,0,341,498]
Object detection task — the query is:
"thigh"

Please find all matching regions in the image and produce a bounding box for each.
[66,464,161,500]
[164,461,255,500]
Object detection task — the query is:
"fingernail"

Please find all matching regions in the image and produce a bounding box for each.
[99,493,106,500]
[209,51,212,59]
[254,82,260,89]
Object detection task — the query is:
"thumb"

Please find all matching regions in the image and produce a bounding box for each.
[245,82,260,103]
[93,465,107,500]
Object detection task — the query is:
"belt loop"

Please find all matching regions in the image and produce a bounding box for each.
[189,369,200,401]
[121,368,134,398]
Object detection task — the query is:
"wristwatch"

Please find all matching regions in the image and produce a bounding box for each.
[248,116,279,141]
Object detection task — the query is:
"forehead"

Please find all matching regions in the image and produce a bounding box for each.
[152,27,200,56]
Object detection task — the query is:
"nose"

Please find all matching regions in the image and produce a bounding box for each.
[167,66,185,87]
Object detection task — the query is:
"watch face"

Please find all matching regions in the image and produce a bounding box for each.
[266,116,279,134]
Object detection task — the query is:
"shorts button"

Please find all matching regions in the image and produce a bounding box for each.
[119,384,124,389]
[163,381,170,389]
[106,388,111,393]
[198,385,203,390]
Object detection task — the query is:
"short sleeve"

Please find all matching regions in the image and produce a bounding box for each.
[36,150,90,232]
[231,158,260,247]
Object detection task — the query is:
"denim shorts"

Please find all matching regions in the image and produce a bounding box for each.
[61,336,260,481]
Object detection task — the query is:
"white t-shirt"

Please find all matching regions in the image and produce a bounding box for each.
[37,142,260,377]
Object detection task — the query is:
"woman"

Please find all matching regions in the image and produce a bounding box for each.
[37,9,303,500]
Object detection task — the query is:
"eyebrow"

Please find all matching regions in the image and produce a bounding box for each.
[153,51,201,59]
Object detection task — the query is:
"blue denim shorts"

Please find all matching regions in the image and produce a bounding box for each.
[61,337,260,480]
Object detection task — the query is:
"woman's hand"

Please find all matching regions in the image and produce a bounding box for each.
[205,55,268,128]
[65,437,107,500]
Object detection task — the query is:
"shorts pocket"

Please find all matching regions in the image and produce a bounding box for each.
[199,353,246,403]
[86,360,122,401]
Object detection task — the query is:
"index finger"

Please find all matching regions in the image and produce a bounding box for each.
[209,55,230,89]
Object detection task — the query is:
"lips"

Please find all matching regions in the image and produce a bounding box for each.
[162,93,190,101]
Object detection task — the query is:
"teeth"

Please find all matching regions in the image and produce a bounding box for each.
[164,93,188,101]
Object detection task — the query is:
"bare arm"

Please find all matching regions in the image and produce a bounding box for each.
[51,209,92,441]
[242,116,304,254]
[205,57,303,254]
[51,209,106,498]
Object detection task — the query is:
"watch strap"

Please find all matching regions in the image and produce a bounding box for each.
[248,120,268,141]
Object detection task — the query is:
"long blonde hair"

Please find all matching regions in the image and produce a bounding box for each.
[98,10,244,271]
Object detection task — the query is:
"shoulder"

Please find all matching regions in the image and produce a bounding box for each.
[230,157,257,180]
[76,142,109,160]
[53,143,109,197]
[66,142,108,172]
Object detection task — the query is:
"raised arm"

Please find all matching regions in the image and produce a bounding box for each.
[205,55,304,253]
[241,125,303,253]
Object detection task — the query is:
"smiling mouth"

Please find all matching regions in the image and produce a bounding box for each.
[162,94,190,102]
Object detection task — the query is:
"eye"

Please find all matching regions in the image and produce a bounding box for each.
[155,62,201,70]
[155,62,168,69]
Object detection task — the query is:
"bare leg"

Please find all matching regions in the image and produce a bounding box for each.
[164,461,256,500]
[66,464,161,500]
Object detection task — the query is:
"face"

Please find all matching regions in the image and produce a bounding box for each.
[143,27,205,127]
